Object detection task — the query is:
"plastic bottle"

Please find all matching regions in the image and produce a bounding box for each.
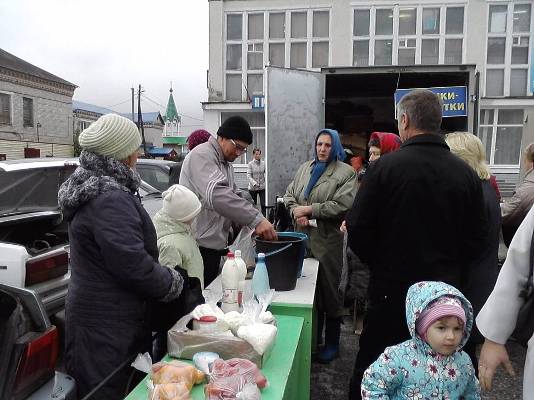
[221,252,240,313]
[252,253,270,299]
[234,250,248,308]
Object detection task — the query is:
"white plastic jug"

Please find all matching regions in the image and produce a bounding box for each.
[221,252,240,313]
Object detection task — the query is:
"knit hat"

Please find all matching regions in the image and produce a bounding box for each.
[216,116,253,144]
[79,113,141,161]
[162,184,202,222]
[187,129,211,151]
[416,296,466,340]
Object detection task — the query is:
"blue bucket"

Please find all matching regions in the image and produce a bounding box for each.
[277,232,308,277]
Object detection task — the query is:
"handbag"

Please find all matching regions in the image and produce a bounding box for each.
[511,229,534,347]
[150,266,205,332]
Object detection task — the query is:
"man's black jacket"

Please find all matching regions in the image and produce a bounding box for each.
[346,133,488,296]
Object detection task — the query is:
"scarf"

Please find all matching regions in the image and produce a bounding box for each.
[58,150,141,220]
[303,129,345,200]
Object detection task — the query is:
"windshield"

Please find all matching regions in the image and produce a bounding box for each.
[0,165,77,216]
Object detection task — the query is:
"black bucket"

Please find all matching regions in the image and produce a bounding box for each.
[255,233,305,291]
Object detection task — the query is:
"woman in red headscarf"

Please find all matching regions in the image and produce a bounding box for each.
[367,132,402,163]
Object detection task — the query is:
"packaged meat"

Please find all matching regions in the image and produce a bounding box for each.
[205,358,269,400]
[152,360,205,390]
[150,382,191,400]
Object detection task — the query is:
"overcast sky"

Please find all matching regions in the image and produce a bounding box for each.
[0,0,209,131]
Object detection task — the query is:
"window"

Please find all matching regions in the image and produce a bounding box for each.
[312,10,329,68]
[247,74,263,97]
[422,39,439,64]
[269,13,285,39]
[290,42,307,68]
[422,8,440,34]
[479,108,524,165]
[313,11,329,38]
[376,9,393,35]
[269,43,285,67]
[374,8,394,65]
[227,14,242,40]
[444,39,462,64]
[225,10,330,99]
[247,43,263,70]
[269,12,285,68]
[23,97,33,127]
[248,14,263,40]
[352,5,464,66]
[485,3,532,96]
[226,74,242,101]
[354,10,370,36]
[225,13,244,100]
[353,40,369,66]
[445,7,464,34]
[291,12,307,38]
[0,93,11,125]
[226,44,242,70]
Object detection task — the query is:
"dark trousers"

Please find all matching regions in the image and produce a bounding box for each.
[349,290,409,399]
[199,246,225,287]
[249,189,266,216]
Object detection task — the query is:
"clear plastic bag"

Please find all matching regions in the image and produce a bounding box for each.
[204,358,268,400]
[131,353,205,400]
[229,227,256,267]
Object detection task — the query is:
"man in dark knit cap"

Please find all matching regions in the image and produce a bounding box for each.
[180,116,277,286]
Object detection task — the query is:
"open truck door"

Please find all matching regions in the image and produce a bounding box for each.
[264,67,325,206]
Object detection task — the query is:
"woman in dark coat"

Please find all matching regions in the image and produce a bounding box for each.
[445,131,501,373]
[58,114,183,399]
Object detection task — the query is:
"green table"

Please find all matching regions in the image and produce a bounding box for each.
[125,314,304,400]
[206,258,319,400]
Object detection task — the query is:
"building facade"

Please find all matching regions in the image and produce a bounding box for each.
[205,0,533,188]
[0,48,77,160]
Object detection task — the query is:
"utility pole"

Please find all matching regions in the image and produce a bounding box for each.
[137,84,148,156]
[131,87,135,123]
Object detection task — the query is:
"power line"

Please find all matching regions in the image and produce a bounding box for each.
[104,98,132,108]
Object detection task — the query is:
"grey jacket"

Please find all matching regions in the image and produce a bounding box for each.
[501,169,534,227]
[247,159,265,191]
[180,136,263,249]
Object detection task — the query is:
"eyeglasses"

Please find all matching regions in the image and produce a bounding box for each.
[229,139,248,154]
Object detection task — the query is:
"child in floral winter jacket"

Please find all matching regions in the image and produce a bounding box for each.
[361,281,481,399]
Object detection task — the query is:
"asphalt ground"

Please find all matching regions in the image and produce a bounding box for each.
[310,315,526,399]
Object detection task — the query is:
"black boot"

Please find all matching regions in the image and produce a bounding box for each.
[316,317,340,363]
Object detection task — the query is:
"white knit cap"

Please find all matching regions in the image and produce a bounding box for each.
[79,113,141,160]
[162,184,202,222]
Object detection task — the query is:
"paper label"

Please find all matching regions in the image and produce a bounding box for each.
[223,288,238,304]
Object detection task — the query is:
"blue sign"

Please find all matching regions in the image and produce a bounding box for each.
[394,86,468,118]
[251,95,264,109]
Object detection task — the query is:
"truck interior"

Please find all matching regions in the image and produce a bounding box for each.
[324,69,471,158]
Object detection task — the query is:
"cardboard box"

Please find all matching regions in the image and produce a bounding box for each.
[167,329,274,368]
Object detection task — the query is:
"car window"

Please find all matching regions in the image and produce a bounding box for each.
[0,165,77,216]
[136,165,170,192]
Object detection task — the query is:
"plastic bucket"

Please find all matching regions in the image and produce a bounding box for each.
[277,232,308,278]
[255,233,306,291]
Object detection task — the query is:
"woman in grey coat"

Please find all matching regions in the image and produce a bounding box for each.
[284,129,356,363]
